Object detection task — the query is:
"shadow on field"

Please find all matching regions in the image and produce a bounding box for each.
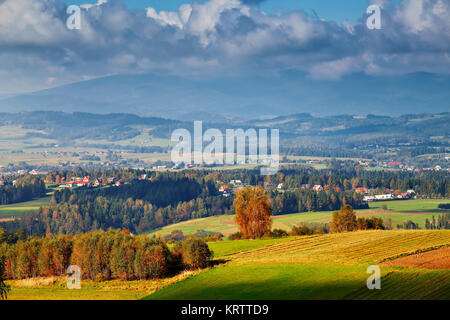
[210,259,230,267]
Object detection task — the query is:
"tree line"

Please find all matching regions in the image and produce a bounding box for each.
[0,229,212,281]
[270,189,368,214]
[0,175,46,205]
[43,167,450,198]
[2,175,233,236]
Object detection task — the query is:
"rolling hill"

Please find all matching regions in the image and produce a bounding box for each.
[145,230,450,300]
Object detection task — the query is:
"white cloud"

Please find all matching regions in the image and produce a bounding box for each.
[0,0,449,93]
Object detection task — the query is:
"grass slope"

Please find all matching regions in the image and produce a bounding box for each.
[149,199,450,237]
[0,196,51,219]
[6,271,201,300]
[145,230,450,300]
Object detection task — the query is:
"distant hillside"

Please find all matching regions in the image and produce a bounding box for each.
[0,111,448,159]
[0,72,449,118]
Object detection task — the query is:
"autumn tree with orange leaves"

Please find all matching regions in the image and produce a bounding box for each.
[234,187,272,239]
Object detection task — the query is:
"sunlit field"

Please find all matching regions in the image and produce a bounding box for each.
[146,230,450,300]
[149,199,450,237]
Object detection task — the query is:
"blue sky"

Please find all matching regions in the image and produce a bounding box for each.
[62,0,376,23]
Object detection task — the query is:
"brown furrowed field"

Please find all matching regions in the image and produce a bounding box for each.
[382,247,450,270]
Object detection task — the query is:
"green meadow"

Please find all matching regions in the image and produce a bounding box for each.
[0,196,51,219]
[149,199,450,237]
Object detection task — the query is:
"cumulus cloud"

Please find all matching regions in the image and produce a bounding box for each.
[0,0,449,93]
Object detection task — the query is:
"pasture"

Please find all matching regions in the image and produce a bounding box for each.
[146,230,450,300]
[0,196,51,220]
[149,199,450,237]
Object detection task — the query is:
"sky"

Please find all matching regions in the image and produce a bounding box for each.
[0,0,448,98]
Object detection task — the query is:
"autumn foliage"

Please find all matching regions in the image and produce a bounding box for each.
[331,205,385,233]
[0,230,171,281]
[234,187,272,239]
[0,256,10,299]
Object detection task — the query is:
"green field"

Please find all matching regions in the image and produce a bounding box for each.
[145,230,450,300]
[6,270,201,300]
[0,196,51,219]
[149,199,450,237]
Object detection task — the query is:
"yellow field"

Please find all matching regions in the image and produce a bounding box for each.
[220,230,450,265]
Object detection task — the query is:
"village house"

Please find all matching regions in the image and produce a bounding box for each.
[313,185,323,192]
[219,185,229,193]
[107,177,116,184]
[94,178,104,187]
[364,193,394,201]
[375,193,394,200]
[115,180,124,187]
[355,187,369,194]
[388,161,402,168]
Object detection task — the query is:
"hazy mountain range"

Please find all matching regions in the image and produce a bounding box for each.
[0,72,448,120]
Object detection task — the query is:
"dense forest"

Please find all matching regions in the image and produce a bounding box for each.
[206,168,450,198]
[1,168,448,236]
[43,167,450,198]
[0,175,46,205]
[271,189,368,214]
[3,175,233,236]
[2,171,369,236]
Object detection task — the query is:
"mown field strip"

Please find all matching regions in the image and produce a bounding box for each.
[225,230,450,265]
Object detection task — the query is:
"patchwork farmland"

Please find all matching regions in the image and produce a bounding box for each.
[146,230,450,300]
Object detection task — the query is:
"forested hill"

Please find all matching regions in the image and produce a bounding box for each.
[3,174,233,236]
[53,177,211,208]
[0,111,448,146]
[1,168,448,236]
